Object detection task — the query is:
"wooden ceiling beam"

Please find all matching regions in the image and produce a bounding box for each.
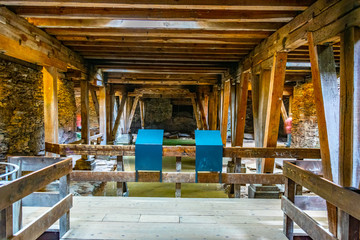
[1,0,314,11]
[242,0,359,70]
[27,18,285,31]
[45,28,272,39]
[108,79,217,85]
[13,7,297,22]
[63,41,257,49]
[72,47,249,55]
[56,36,264,44]
[0,7,85,72]
[107,72,218,80]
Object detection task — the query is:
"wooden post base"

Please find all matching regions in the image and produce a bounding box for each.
[74,158,94,170]
[248,184,280,199]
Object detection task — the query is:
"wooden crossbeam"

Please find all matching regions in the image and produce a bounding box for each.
[13,7,297,22]
[111,93,127,141]
[70,171,285,184]
[45,142,322,159]
[126,96,140,133]
[1,1,313,10]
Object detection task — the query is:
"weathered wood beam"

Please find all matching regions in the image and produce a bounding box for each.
[235,72,249,147]
[42,67,59,149]
[28,18,285,31]
[0,158,72,211]
[98,87,107,144]
[106,86,115,142]
[111,93,127,141]
[45,28,272,39]
[280,100,288,123]
[2,1,313,10]
[126,96,140,133]
[191,96,202,130]
[70,171,285,184]
[221,79,231,145]
[90,87,100,123]
[340,27,360,188]
[262,52,288,173]
[14,7,297,22]
[108,79,217,86]
[242,0,360,70]
[139,100,145,129]
[80,80,89,145]
[0,7,85,72]
[44,143,321,159]
[197,92,208,130]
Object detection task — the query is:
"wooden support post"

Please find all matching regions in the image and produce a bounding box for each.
[90,87,100,124]
[283,177,296,239]
[139,100,145,129]
[235,72,250,147]
[203,93,209,122]
[98,87,107,145]
[340,27,360,188]
[117,156,126,196]
[308,32,339,236]
[221,79,231,145]
[197,92,208,130]
[234,72,250,198]
[75,80,91,170]
[0,205,13,240]
[231,82,236,147]
[191,96,202,130]
[59,174,70,237]
[208,86,218,130]
[338,27,360,240]
[126,96,140,133]
[262,52,288,173]
[42,67,59,150]
[251,73,261,172]
[111,93,127,141]
[175,156,181,198]
[106,86,115,144]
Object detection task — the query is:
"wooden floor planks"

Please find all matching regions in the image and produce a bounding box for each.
[22,197,328,240]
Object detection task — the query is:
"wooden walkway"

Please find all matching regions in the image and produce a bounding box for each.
[23,197,327,240]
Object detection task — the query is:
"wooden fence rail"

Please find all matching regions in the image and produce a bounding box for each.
[45,142,321,159]
[0,157,73,240]
[282,160,360,240]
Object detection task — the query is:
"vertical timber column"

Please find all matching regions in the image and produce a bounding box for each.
[106,85,115,143]
[250,72,262,172]
[98,87,107,145]
[234,72,250,197]
[338,27,360,240]
[75,79,91,170]
[221,79,231,145]
[230,81,236,147]
[42,67,59,152]
[139,99,145,129]
[175,156,182,198]
[197,91,208,130]
[262,52,288,173]
[208,85,218,130]
[308,32,338,235]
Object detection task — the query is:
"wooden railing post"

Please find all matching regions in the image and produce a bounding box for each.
[283,177,295,239]
[175,157,182,198]
[0,205,13,240]
[117,156,126,196]
[59,173,70,237]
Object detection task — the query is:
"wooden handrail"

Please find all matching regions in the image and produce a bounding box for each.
[0,157,72,211]
[45,142,321,159]
[70,171,285,184]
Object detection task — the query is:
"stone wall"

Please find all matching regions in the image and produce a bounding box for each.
[0,59,44,160]
[291,81,320,148]
[58,78,77,143]
[131,98,196,134]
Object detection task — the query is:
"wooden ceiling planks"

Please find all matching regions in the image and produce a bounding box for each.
[4,0,317,85]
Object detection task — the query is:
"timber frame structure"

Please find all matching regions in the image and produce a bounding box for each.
[0,0,360,239]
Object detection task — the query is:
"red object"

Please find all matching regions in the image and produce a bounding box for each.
[284,117,292,134]
[76,114,81,128]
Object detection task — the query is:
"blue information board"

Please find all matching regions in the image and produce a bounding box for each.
[195,130,223,182]
[135,129,164,181]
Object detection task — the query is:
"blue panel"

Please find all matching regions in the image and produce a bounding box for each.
[195,130,223,172]
[135,129,164,172]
